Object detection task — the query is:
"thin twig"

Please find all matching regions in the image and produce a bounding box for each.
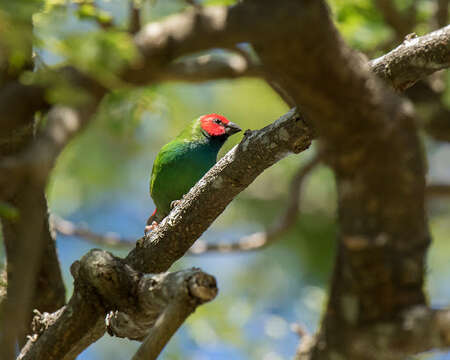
[190,154,320,253]
[13,0,450,358]
[128,0,141,35]
[51,215,134,249]
[52,178,450,256]
[53,155,320,254]
[426,183,450,198]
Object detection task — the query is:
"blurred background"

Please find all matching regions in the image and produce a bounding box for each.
[1,0,450,359]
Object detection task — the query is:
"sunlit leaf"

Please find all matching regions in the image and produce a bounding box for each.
[53,30,139,87]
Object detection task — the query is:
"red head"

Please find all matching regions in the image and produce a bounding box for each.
[200,113,241,137]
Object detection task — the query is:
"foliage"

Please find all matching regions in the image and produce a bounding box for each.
[0,0,449,359]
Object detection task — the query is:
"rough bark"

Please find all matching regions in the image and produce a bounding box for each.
[0,23,65,358]
[129,271,217,360]
[19,250,217,360]
[126,109,313,273]
[370,25,450,91]
[18,107,313,360]
[244,0,430,358]
[1,1,450,359]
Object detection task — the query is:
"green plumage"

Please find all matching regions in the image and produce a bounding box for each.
[149,116,239,223]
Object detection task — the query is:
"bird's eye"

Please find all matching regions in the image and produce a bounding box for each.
[214,118,222,124]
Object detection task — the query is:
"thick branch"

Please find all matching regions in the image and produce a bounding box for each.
[298,306,450,360]
[125,5,450,91]
[126,109,313,272]
[124,6,246,83]
[53,178,449,254]
[370,25,450,91]
[0,11,64,353]
[0,72,103,357]
[53,155,319,254]
[3,6,447,125]
[191,154,320,253]
[12,3,450,360]
[0,103,101,198]
[19,109,313,360]
[242,0,430,358]
[19,250,217,360]
[160,54,262,82]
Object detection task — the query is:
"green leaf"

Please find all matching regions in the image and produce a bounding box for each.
[96,87,158,138]
[53,30,139,88]
[21,69,93,107]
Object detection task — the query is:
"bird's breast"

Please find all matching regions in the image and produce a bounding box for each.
[150,141,218,216]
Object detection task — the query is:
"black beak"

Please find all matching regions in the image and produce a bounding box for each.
[225,121,242,135]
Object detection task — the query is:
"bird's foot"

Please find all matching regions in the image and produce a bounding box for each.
[170,200,182,210]
[144,221,158,235]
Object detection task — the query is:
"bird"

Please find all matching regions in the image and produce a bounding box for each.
[145,113,241,233]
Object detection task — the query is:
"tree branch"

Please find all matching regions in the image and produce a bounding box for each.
[128,0,141,35]
[427,183,450,198]
[241,0,431,358]
[297,306,450,360]
[0,9,66,354]
[1,3,447,134]
[0,83,104,360]
[51,215,134,249]
[126,109,313,272]
[0,74,103,357]
[53,177,450,256]
[52,155,319,254]
[19,251,217,360]
[9,3,450,359]
[19,108,313,360]
[0,106,98,357]
[0,100,102,200]
[369,25,450,91]
[191,154,320,253]
[130,270,217,360]
[160,53,263,82]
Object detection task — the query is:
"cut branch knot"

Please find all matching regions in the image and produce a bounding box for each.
[188,271,218,302]
[105,268,217,341]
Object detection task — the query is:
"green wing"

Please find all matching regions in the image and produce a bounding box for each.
[150,139,216,217]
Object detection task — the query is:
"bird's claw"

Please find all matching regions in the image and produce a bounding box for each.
[144,221,158,235]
